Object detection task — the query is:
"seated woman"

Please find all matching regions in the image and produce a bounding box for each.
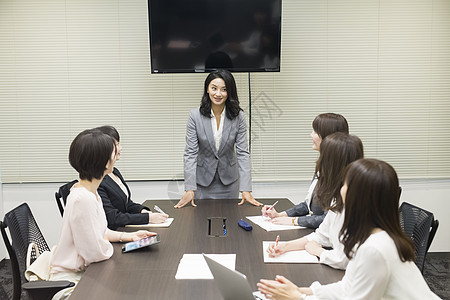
[258,159,440,300]
[262,113,349,228]
[49,129,155,300]
[265,132,363,270]
[96,126,168,230]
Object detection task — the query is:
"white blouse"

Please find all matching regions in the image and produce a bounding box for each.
[309,231,440,300]
[305,209,349,270]
[211,107,226,151]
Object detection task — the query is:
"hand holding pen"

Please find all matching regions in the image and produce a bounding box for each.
[262,201,279,218]
[145,205,169,224]
[267,235,286,258]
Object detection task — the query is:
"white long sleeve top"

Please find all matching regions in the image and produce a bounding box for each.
[305,209,349,270]
[51,186,113,273]
[309,231,441,300]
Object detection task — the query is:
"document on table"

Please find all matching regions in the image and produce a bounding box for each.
[125,218,174,228]
[175,254,236,279]
[246,216,305,231]
[262,241,319,263]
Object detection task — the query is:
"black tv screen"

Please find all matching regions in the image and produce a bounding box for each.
[148,0,282,73]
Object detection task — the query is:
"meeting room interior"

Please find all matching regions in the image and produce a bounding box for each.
[0,0,449,299]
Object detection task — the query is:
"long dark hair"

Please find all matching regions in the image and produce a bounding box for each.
[315,132,364,212]
[312,113,349,139]
[199,69,242,120]
[340,158,415,261]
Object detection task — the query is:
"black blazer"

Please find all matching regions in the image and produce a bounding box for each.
[98,167,150,230]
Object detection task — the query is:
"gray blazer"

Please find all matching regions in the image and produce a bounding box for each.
[184,108,252,192]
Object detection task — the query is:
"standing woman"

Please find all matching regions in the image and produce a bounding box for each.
[262,113,349,228]
[175,69,262,208]
[258,159,440,300]
[50,129,154,299]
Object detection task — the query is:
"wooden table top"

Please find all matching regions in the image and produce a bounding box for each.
[69,198,344,300]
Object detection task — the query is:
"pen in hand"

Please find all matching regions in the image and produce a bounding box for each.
[153,205,166,215]
[275,235,280,246]
[264,200,279,217]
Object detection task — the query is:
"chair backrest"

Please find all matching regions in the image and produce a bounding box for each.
[1,203,50,300]
[55,180,78,217]
[427,219,439,253]
[399,202,437,273]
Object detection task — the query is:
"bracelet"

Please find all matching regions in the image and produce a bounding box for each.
[292,218,296,225]
[119,232,124,243]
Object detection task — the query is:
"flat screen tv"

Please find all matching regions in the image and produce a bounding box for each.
[148,0,282,73]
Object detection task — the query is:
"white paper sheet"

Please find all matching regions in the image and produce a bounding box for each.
[246,216,305,231]
[125,218,174,228]
[262,241,319,263]
[175,254,236,279]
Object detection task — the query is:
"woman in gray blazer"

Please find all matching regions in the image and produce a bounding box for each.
[175,70,262,208]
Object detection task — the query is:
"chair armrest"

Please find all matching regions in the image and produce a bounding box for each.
[22,280,75,300]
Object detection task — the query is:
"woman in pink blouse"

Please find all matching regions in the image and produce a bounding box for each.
[50,129,155,300]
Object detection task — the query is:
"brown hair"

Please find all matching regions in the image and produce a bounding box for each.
[312,113,349,139]
[315,132,364,212]
[340,159,415,261]
[69,129,115,181]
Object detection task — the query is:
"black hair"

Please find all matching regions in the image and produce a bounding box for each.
[199,69,242,120]
[95,125,120,142]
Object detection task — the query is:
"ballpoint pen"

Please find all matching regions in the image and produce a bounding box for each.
[153,205,166,215]
[275,235,280,246]
[267,200,279,211]
[264,200,279,216]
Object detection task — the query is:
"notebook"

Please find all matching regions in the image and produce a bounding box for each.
[203,254,267,300]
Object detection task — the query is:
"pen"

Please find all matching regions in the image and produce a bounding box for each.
[275,235,280,246]
[267,200,279,211]
[153,205,166,214]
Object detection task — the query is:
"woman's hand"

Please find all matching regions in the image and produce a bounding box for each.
[267,242,288,258]
[270,217,296,225]
[129,230,157,242]
[257,275,303,300]
[304,240,324,257]
[174,191,196,208]
[148,212,169,224]
[238,192,263,206]
[262,205,281,218]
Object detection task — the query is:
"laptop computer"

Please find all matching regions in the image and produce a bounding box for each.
[202,254,267,300]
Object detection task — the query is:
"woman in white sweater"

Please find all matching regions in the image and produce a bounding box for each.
[50,129,155,299]
[258,159,440,300]
[265,133,363,270]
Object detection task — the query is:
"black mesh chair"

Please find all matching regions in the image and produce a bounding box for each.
[399,202,439,273]
[55,180,78,217]
[0,203,74,300]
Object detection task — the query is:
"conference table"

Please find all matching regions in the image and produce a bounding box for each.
[69,199,344,299]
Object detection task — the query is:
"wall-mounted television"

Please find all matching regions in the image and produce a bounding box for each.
[148,0,282,73]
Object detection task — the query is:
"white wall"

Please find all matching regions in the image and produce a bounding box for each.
[1,179,448,253]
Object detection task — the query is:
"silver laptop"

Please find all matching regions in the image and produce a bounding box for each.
[203,254,266,300]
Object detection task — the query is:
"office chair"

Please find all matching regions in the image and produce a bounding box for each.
[1,203,74,300]
[399,202,439,273]
[55,180,78,217]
